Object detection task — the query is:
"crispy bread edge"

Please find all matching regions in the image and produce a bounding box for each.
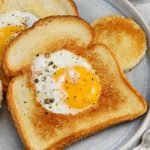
[68,0,79,16]
[7,76,32,149]
[7,44,147,150]
[94,43,147,111]
[2,16,94,77]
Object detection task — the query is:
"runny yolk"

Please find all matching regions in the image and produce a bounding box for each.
[54,66,101,109]
[0,25,26,60]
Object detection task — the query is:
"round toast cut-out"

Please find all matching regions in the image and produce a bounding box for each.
[92,16,146,72]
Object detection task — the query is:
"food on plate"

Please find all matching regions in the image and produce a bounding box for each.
[31,50,101,115]
[0,81,2,107]
[0,11,38,60]
[92,16,146,72]
[0,0,78,89]
[3,16,93,77]
[6,16,147,150]
[0,66,10,91]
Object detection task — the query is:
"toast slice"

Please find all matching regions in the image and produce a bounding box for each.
[3,16,94,77]
[92,16,146,72]
[0,0,78,89]
[0,65,10,91]
[0,81,2,107]
[7,44,147,150]
[0,0,78,17]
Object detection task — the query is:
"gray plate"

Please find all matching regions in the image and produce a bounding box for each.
[0,0,150,150]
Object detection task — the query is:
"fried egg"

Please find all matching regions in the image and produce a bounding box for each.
[0,11,38,60]
[31,50,101,115]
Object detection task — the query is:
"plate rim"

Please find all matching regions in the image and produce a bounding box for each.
[109,0,150,149]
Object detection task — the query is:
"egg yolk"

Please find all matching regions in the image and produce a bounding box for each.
[0,25,26,60]
[54,66,101,109]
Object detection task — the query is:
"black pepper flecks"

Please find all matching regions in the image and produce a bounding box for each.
[48,61,53,66]
[36,54,39,57]
[44,98,54,104]
[50,99,54,103]
[53,65,57,69]
[44,99,50,104]
[45,69,49,72]
[45,111,49,115]
[34,79,39,83]
[45,53,49,58]
[42,76,47,81]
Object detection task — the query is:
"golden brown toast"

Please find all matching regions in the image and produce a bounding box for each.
[6,16,147,150]
[0,0,78,17]
[92,16,146,72]
[3,16,94,77]
[0,0,78,89]
[0,80,2,107]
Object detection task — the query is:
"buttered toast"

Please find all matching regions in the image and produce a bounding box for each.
[92,16,146,72]
[0,81,2,107]
[3,16,93,77]
[0,0,78,89]
[0,0,78,17]
[6,16,147,150]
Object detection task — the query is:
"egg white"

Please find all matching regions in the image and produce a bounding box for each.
[31,50,97,115]
[0,11,38,28]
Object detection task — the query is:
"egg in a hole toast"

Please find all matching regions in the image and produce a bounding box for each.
[5,16,147,150]
[0,0,78,91]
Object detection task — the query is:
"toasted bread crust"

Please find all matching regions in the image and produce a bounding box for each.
[3,16,94,77]
[0,0,79,89]
[0,0,78,17]
[7,80,31,149]
[0,66,10,91]
[48,115,139,150]
[92,16,146,72]
[68,0,79,16]
[7,44,147,150]
[0,81,2,106]
[97,44,147,109]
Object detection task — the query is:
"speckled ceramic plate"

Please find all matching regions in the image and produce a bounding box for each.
[0,0,150,150]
